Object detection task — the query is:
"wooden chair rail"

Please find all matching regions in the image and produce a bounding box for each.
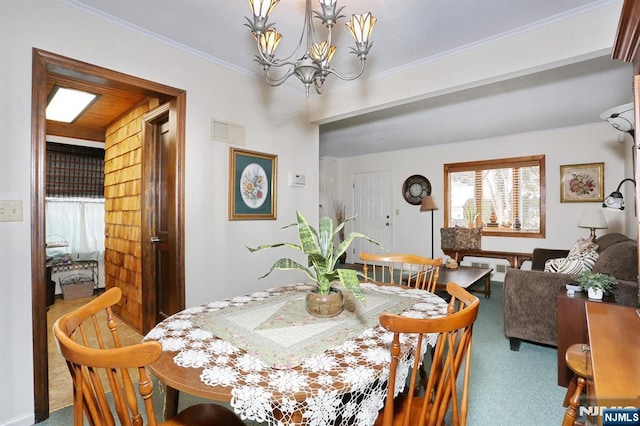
[442,249,532,269]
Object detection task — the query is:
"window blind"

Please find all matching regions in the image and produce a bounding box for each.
[46,142,105,198]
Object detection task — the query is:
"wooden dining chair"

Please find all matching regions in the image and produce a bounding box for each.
[376,282,480,426]
[52,287,245,426]
[360,253,443,292]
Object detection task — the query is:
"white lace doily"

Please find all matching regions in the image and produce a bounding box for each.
[144,283,448,426]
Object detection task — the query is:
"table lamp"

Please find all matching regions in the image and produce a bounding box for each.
[577,209,608,239]
[420,195,439,258]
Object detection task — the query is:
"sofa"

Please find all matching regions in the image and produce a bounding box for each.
[503,233,638,350]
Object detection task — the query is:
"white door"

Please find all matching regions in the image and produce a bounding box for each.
[352,170,393,261]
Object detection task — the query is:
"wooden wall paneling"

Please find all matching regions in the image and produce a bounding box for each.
[104,100,157,333]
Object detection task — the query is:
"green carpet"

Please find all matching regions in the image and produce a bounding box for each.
[38,282,567,425]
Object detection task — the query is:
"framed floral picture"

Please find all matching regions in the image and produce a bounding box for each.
[559,162,604,203]
[229,148,277,220]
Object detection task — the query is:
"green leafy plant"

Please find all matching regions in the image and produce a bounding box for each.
[574,271,617,292]
[247,211,383,303]
[462,200,479,225]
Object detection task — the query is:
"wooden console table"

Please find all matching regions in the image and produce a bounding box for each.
[586,303,640,425]
[442,249,532,269]
[557,287,615,387]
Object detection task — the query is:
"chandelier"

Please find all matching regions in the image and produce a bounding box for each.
[245,0,376,97]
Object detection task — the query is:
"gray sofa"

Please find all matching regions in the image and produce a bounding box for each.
[503,233,638,350]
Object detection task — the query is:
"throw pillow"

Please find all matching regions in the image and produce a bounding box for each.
[544,238,600,274]
[440,227,481,251]
[567,237,598,257]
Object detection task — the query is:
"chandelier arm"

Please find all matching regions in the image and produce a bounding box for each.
[251,0,315,68]
[305,0,315,53]
[263,67,297,87]
[322,59,366,81]
[320,23,332,63]
[271,0,316,66]
[256,55,299,69]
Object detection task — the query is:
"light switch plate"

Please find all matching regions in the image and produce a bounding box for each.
[0,200,23,222]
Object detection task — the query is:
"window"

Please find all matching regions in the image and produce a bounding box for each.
[45,142,106,260]
[444,155,545,238]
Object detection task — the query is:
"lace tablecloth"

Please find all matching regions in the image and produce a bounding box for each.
[144,282,448,426]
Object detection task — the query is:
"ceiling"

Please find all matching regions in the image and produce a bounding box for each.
[57,0,633,156]
[46,72,149,141]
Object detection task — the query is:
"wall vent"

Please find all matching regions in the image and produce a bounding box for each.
[471,262,491,269]
[210,119,246,145]
[496,264,510,273]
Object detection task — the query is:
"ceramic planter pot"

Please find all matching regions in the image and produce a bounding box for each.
[305,287,344,318]
[587,287,603,300]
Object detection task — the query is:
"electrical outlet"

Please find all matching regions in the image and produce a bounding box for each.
[0,200,23,222]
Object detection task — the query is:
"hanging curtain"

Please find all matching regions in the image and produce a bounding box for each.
[46,198,105,260]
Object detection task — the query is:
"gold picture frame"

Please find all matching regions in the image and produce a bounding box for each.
[560,162,604,203]
[229,148,277,220]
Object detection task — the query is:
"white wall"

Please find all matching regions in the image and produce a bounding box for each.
[309,1,623,124]
[1,1,318,424]
[331,123,635,263]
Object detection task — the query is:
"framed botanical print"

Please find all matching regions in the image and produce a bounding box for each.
[229,148,277,220]
[559,162,604,203]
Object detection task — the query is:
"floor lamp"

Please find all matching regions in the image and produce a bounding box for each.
[420,195,439,258]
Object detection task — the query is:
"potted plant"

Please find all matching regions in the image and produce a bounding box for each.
[247,211,383,317]
[574,271,617,300]
[462,201,479,228]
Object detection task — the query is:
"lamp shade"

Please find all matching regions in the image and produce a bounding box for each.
[602,178,636,210]
[600,102,634,132]
[603,191,625,210]
[578,209,608,230]
[420,195,438,211]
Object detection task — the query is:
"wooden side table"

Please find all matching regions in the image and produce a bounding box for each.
[557,287,615,387]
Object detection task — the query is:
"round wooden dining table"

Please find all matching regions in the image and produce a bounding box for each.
[145,282,448,425]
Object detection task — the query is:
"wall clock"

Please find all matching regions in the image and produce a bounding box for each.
[402,175,431,205]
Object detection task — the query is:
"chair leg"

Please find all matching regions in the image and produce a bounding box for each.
[562,376,585,426]
[563,376,577,407]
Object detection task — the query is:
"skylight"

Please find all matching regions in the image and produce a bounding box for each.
[46,86,98,123]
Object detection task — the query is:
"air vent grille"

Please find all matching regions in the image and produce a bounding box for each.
[210,119,246,145]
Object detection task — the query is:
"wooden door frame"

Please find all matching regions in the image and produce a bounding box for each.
[31,48,186,421]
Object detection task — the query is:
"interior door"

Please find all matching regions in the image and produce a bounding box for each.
[352,170,393,260]
[142,103,183,331]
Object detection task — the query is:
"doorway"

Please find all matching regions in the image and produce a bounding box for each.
[352,170,394,258]
[31,49,186,421]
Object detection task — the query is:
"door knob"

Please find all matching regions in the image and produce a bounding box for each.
[150,236,162,244]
